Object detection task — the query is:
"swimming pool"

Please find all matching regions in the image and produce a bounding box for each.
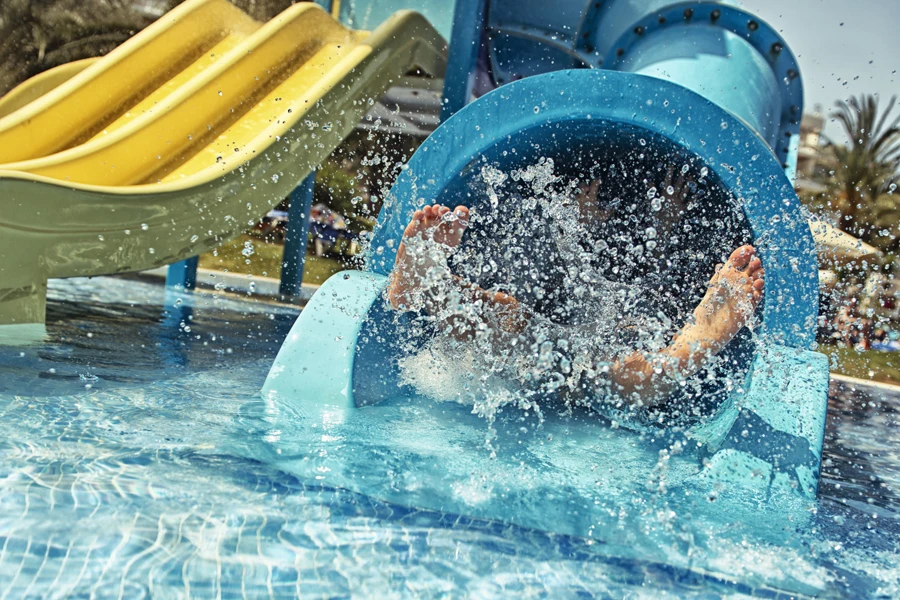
[0,275,897,598]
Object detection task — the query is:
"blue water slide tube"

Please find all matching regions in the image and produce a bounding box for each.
[485,1,802,171]
[334,0,802,168]
[264,68,829,497]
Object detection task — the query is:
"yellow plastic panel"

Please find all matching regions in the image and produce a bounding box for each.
[2,4,355,186]
[0,58,97,119]
[0,0,257,162]
[158,37,366,181]
[0,6,447,328]
[89,32,258,140]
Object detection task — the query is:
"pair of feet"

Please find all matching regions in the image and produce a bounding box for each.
[387,203,764,356]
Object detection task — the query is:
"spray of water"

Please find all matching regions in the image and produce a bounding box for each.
[390,155,756,441]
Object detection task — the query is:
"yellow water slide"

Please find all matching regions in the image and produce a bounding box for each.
[0,0,446,333]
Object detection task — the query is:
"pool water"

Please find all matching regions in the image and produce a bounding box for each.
[0,276,897,598]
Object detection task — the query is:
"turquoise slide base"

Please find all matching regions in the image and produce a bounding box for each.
[263,270,830,499]
[260,68,829,536]
[262,270,389,411]
[247,382,820,551]
[256,277,828,553]
[689,345,830,497]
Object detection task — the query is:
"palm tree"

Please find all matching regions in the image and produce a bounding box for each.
[823,94,900,252]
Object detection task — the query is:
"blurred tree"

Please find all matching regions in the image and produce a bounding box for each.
[822,94,900,253]
[0,0,158,95]
[0,0,299,96]
[312,128,421,226]
[227,0,297,21]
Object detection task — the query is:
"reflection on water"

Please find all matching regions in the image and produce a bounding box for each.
[0,276,896,598]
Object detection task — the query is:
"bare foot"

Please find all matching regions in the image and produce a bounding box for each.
[673,244,765,366]
[388,204,470,310]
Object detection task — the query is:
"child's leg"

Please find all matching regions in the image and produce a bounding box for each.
[386,205,765,407]
[608,245,764,405]
[387,204,468,311]
[387,204,529,340]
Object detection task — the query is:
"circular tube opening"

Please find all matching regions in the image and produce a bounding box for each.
[431,119,755,421]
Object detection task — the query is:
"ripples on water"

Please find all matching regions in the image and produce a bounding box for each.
[0,276,896,598]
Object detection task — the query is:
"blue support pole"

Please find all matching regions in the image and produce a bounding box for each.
[275,0,333,297]
[165,255,198,291]
[279,172,316,297]
[439,0,488,123]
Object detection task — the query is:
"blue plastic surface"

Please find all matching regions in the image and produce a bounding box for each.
[603,2,804,170]
[485,1,804,171]
[614,24,782,147]
[263,68,829,496]
[263,270,388,409]
[279,173,316,297]
[164,256,198,292]
[369,70,817,346]
[440,0,489,122]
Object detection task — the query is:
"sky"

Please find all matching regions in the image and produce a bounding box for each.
[741,0,900,140]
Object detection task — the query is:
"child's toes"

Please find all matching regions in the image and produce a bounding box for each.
[747,256,762,273]
[729,245,755,269]
[404,210,426,237]
[425,205,443,224]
